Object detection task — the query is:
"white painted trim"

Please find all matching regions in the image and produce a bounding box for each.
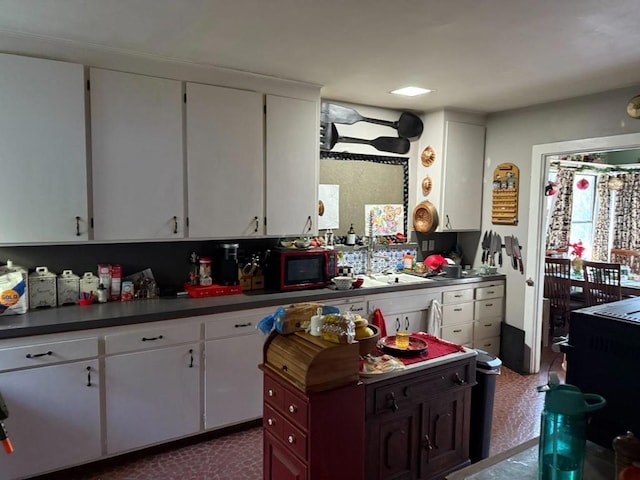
[526,132,640,372]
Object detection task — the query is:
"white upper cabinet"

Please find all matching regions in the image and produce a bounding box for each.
[439,121,485,231]
[265,94,318,236]
[0,54,88,244]
[90,68,184,241]
[186,83,264,238]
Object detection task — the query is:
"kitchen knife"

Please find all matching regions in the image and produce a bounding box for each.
[481,231,489,263]
[512,236,524,273]
[490,232,498,266]
[486,230,493,265]
[505,235,513,265]
[497,233,503,267]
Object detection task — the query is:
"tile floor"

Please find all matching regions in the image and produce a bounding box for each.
[34,347,565,480]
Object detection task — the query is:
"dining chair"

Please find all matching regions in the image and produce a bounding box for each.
[582,260,622,307]
[544,257,584,337]
[610,249,640,275]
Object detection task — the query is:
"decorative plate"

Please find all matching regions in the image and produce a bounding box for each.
[421,146,436,167]
[421,175,433,196]
[378,335,428,357]
[413,201,439,233]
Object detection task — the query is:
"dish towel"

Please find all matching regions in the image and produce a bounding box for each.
[426,298,442,335]
[370,308,388,337]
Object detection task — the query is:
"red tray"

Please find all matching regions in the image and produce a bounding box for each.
[183,283,243,298]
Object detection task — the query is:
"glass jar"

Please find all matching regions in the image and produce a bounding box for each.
[199,257,212,286]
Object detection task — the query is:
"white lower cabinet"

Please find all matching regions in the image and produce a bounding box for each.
[0,340,100,480]
[203,309,268,430]
[367,290,442,335]
[104,325,201,455]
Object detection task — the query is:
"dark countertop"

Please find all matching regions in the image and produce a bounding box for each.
[0,274,505,340]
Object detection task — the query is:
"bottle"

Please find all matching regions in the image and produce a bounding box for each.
[613,431,640,479]
[199,257,212,286]
[403,252,414,270]
[97,283,108,303]
[346,224,356,246]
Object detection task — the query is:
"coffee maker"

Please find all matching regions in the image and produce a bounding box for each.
[213,243,239,286]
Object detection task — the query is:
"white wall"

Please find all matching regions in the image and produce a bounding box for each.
[484,84,640,370]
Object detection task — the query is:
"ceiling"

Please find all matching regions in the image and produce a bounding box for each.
[1,0,640,114]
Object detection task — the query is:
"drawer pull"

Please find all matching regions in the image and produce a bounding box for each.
[86,366,92,387]
[423,434,434,450]
[388,392,399,412]
[454,373,466,385]
[268,389,275,397]
[234,322,252,328]
[485,303,494,307]
[484,323,493,327]
[350,306,364,312]
[487,290,495,294]
[267,418,275,426]
[453,329,462,333]
[288,404,297,414]
[188,349,194,368]
[141,335,164,342]
[26,351,52,359]
[453,308,462,312]
[288,435,296,444]
[454,294,462,298]
[281,365,288,372]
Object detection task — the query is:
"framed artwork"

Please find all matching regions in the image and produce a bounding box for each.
[365,204,404,236]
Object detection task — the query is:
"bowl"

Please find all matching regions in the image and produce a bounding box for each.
[357,324,380,356]
[352,277,364,288]
[332,276,355,290]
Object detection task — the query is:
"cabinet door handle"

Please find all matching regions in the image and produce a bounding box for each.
[86,366,92,387]
[423,434,434,450]
[254,216,259,233]
[188,348,194,368]
[404,316,409,330]
[454,372,466,385]
[234,322,252,328]
[76,216,81,236]
[173,216,178,234]
[26,351,52,359]
[445,214,451,230]
[141,335,164,342]
[388,392,399,412]
[304,215,312,233]
[395,318,400,332]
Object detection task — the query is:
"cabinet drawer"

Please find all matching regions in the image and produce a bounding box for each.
[263,403,285,439]
[205,307,273,340]
[474,298,504,320]
[368,291,440,315]
[474,319,502,340]
[475,284,504,300]
[372,362,473,414]
[442,302,474,325]
[323,297,367,315]
[442,288,474,304]
[441,323,473,345]
[474,336,500,357]
[282,388,309,431]
[281,415,308,461]
[0,337,97,372]
[105,323,200,355]
[264,374,285,411]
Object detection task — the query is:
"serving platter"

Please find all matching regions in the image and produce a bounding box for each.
[378,335,428,357]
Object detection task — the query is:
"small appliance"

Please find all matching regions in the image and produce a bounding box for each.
[264,248,337,291]
[213,243,239,286]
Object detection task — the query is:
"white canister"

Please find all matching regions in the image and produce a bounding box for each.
[80,272,100,300]
[29,266,57,308]
[57,270,80,305]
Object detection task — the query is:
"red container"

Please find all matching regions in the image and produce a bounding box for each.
[183,283,242,298]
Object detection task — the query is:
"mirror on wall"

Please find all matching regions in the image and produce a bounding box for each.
[318,151,409,237]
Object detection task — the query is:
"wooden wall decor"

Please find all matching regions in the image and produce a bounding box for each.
[492,162,519,225]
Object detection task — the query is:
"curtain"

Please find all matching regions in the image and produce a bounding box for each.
[612,172,640,249]
[592,174,611,261]
[546,168,575,251]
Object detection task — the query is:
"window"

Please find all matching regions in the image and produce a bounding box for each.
[569,174,596,259]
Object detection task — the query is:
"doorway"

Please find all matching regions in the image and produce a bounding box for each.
[525,132,640,372]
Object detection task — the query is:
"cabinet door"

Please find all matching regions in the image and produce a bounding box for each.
[0,360,100,479]
[421,390,469,478]
[90,68,184,240]
[440,121,485,231]
[186,83,264,238]
[386,311,427,334]
[204,333,264,429]
[265,95,318,236]
[105,343,200,454]
[366,406,420,480]
[0,54,88,243]
[264,432,308,480]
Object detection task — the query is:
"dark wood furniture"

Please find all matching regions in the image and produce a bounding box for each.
[610,248,640,274]
[361,355,476,480]
[581,260,622,306]
[544,257,585,336]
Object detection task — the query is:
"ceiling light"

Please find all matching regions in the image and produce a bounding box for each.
[390,87,432,97]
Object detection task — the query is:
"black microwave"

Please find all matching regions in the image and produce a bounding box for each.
[264,248,338,291]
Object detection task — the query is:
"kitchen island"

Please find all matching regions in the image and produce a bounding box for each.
[0,274,502,480]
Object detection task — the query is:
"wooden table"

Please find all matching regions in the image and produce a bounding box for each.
[570,275,640,296]
[446,437,614,480]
